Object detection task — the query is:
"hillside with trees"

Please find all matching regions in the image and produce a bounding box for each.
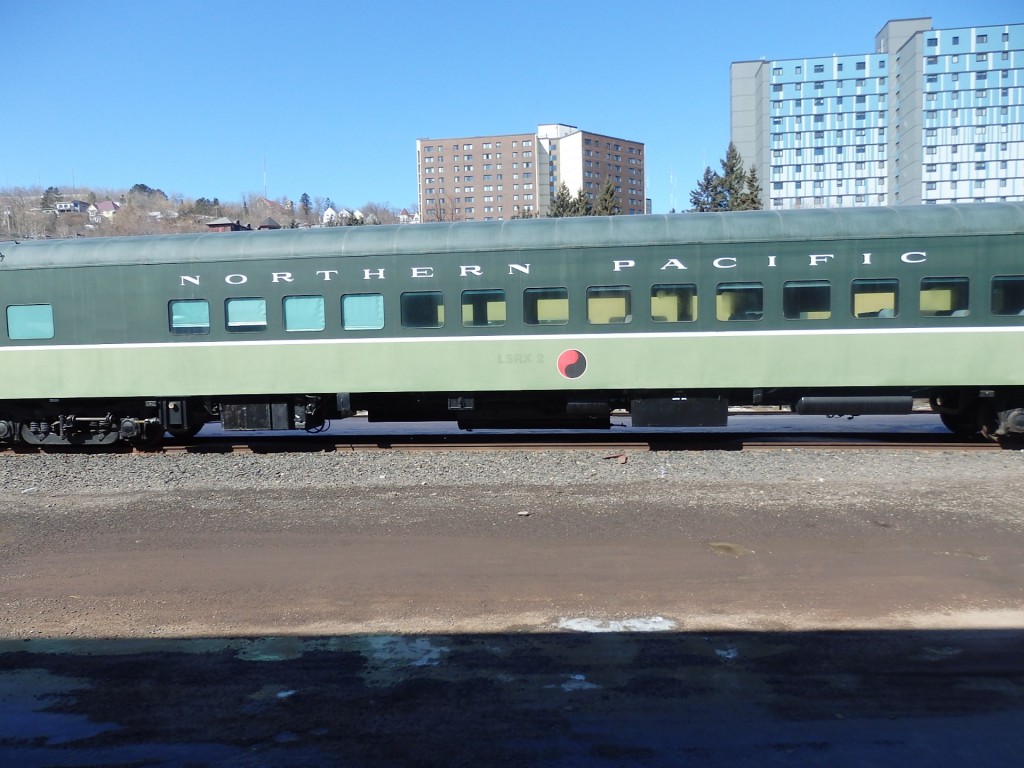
[0,184,411,240]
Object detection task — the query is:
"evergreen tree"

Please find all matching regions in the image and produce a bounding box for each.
[595,179,620,216]
[718,142,747,210]
[299,193,312,221]
[733,166,763,211]
[572,188,593,217]
[689,167,723,212]
[689,144,764,212]
[129,183,168,200]
[192,197,221,215]
[41,186,61,209]
[547,182,575,217]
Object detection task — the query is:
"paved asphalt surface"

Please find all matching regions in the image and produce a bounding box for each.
[3,628,1023,767]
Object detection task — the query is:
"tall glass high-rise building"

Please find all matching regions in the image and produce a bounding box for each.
[731,18,1023,208]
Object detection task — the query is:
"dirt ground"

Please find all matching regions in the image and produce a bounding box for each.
[3,468,1023,637]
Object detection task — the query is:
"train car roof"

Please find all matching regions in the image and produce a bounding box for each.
[2,202,1023,270]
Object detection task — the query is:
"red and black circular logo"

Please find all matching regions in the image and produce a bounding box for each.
[557,349,587,379]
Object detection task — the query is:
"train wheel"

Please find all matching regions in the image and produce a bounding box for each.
[939,411,980,438]
[939,404,998,441]
[129,431,164,451]
[167,424,204,439]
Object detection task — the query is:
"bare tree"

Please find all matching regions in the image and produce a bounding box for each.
[424,195,459,223]
[359,201,399,225]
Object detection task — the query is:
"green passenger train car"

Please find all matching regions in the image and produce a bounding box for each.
[1,201,1023,445]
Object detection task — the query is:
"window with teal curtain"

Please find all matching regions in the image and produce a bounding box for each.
[6,304,54,339]
[226,298,267,332]
[342,294,385,330]
[283,295,325,332]
[168,299,210,334]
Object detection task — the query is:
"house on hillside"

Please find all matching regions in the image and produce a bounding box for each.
[254,195,290,211]
[89,200,121,222]
[55,200,90,214]
[206,217,251,232]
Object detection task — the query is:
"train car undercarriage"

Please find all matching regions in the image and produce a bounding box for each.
[2,386,1023,448]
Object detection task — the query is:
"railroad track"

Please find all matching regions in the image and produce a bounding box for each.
[0,430,1006,455]
[151,432,1002,454]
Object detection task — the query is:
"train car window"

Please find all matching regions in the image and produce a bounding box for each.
[852,278,899,318]
[168,299,210,335]
[523,287,569,325]
[283,295,326,332]
[401,291,444,328]
[462,289,506,327]
[225,298,268,332]
[342,293,385,330]
[651,284,697,322]
[587,286,631,324]
[784,280,831,320]
[920,277,970,317]
[6,304,54,340]
[991,275,1024,315]
[716,283,763,321]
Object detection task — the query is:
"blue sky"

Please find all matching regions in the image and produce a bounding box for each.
[3,1,1020,213]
